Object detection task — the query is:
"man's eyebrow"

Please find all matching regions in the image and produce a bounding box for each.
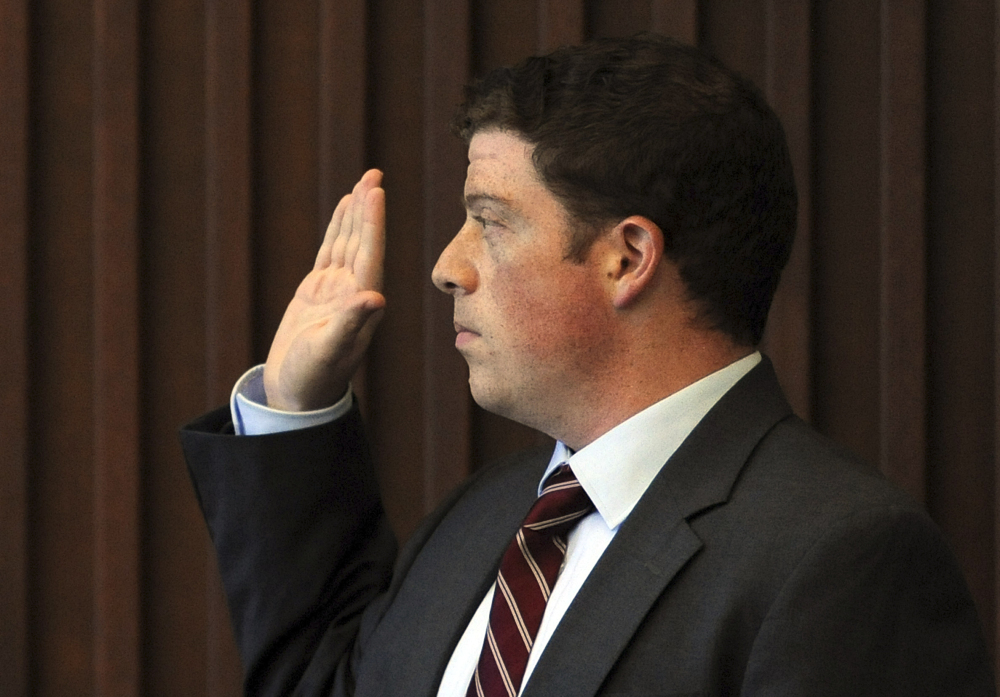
[462,193,517,211]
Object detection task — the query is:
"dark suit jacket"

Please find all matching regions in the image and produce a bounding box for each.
[181,358,995,696]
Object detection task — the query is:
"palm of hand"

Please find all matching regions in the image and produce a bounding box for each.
[264,170,386,411]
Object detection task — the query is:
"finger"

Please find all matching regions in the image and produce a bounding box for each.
[360,168,383,188]
[344,177,379,269]
[352,186,386,291]
[332,181,364,268]
[347,171,378,265]
[345,170,383,271]
[315,193,351,270]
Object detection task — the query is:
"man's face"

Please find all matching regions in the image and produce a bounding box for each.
[431,130,616,435]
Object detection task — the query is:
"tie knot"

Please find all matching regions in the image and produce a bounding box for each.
[521,464,594,538]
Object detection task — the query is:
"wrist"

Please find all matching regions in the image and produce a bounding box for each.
[232,366,353,435]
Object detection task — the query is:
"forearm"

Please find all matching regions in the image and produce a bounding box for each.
[181,406,397,696]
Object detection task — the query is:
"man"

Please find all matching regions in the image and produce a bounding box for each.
[181,35,994,696]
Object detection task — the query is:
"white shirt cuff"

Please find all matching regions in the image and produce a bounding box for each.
[229,365,354,436]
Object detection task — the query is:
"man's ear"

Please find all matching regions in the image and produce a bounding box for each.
[606,216,664,309]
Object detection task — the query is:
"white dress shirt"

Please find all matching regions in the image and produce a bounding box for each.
[229,353,761,696]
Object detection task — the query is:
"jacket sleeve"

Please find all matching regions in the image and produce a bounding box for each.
[180,405,398,697]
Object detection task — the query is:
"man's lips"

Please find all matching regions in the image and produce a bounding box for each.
[454,322,479,349]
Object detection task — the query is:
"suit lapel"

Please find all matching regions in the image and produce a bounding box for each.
[362,450,549,697]
[522,358,793,697]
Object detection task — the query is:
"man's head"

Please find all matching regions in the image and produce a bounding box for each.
[452,33,797,347]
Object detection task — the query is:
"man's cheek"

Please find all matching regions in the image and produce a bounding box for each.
[494,291,561,351]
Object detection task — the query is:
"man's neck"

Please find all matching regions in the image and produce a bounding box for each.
[555,341,754,451]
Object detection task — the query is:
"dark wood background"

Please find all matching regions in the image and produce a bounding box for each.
[2,1,997,694]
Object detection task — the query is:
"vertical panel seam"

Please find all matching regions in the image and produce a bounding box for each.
[877,0,928,503]
[0,0,31,694]
[994,0,1000,676]
[92,0,142,694]
[761,0,813,421]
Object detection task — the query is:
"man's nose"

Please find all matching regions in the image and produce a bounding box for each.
[431,224,478,295]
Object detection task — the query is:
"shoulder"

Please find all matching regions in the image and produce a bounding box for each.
[701,414,926,568]
[674,409,959,629]
[734,419,993,693]
[744,414,912,506]
[682,418,993,693]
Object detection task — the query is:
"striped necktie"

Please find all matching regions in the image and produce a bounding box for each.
[466,464,594,697]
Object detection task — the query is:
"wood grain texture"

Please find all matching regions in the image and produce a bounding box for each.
[589,0,651,39]
[0,1,29,694]
[651,0,699,44]
[811,0,882,466]
[538,0,584,49]
[759,0,812,420]
[253,0,321,358]
[877,0,927,502]
[141,0,210,692]
[319,0,368,221]
[995,0,1000,676]
[31,0,97,693]
[926,0,997,659]
[701,0,766,87]
[93,0,141,692]
[7,2,1000,692]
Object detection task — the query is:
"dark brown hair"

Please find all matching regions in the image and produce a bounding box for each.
[453,33,797,347]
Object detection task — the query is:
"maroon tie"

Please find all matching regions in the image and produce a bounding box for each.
[466,465,594,697]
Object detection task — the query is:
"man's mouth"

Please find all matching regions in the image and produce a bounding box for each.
[454,322,479,349]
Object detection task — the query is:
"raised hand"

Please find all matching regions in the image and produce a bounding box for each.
[263,169,386,411]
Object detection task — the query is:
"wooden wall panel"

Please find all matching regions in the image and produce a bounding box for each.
[92,0,141,694]
[6,1,1000,693]
[253,1,321,356]
[651,0,698,44]
[759,0,812,419]
[31,1,95,695]
[589,0,651,39]
[471,0,542,74]
[878,0,927,503]
[141,1,210,695]
[539,0,584,49]
[996,0,1000,673]
[926,0,997,663]
[0,0,29,694]
[702,0,767,88]
[811,0,882,467]
[318,0,368,224]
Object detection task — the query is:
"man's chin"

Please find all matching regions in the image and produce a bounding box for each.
[467,377,515,421]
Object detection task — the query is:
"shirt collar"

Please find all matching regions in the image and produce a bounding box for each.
[541,352,761,530]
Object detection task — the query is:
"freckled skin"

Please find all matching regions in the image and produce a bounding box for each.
[432,131,620,442]
[433,130,751,449]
